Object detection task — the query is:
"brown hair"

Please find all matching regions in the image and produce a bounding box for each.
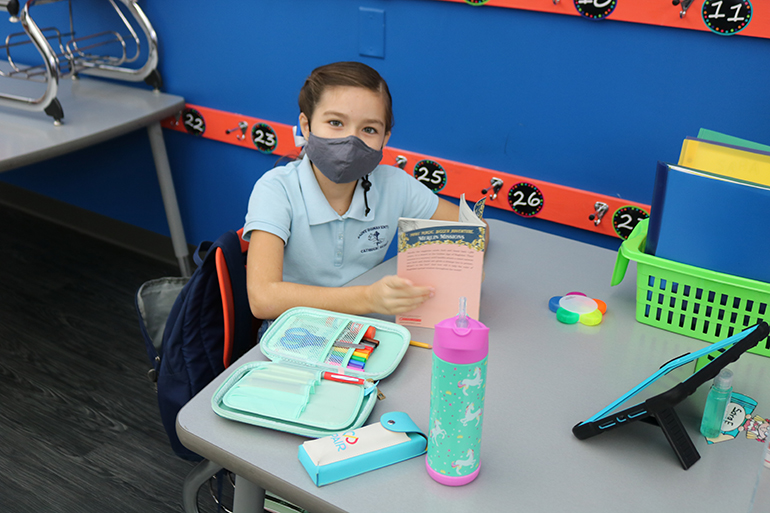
[299,61,393,134]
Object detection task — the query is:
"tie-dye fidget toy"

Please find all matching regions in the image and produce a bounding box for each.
[548,291,607,325]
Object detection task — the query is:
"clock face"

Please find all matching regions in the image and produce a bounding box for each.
[182,108,205,136]
[702,0,752,35]
[612,205,649,239]
[574,0,617,19]
[252,123,277,153]
[413,160,447,193]
[507,182,544,217]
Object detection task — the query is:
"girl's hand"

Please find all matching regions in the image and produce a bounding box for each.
[367,275,434,315]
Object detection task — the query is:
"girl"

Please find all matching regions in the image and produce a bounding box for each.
[243,61,469,320]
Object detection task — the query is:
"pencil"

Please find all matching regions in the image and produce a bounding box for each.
[409,340,432,349]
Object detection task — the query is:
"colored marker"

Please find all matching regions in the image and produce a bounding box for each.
[323,372,365,385]
[409,340,432,349]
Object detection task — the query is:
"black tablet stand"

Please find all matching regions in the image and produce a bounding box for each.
[573,322,769,470]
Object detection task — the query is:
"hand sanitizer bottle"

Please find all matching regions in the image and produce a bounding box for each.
[426,297,489,486]
[699,368,733,439]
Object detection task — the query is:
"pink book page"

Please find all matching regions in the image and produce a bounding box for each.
[396,223,484,328]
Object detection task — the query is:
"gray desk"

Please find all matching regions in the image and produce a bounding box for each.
[177,218,770,512]
[0,72,191,276]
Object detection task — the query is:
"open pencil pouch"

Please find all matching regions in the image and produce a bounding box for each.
[212,307,412,438]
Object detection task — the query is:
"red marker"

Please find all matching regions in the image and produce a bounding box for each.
[323,372,365,385]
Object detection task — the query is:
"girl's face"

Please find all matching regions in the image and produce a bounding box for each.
[299,85,391,151]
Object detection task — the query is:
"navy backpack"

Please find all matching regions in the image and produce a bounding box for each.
[136,230,260,460]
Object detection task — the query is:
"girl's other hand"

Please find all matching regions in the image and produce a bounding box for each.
[368,275,434,315]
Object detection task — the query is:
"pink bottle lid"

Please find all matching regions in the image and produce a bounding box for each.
[433,314,489,365]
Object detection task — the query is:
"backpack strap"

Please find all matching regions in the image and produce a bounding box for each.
[193,240,213,267]
[216,230,258,363]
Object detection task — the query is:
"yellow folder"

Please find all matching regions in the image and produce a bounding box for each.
[678,138,770,186]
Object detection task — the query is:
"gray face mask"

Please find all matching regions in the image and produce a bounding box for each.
[305,133,383,184]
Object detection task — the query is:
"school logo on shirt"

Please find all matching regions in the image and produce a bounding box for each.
[358,225,389,253]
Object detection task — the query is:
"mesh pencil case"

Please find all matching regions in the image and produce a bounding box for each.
[212,307,412,437]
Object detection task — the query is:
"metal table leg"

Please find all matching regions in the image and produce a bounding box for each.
[147,121,192,277]
[233,474,266,513]
[181,459,223,513]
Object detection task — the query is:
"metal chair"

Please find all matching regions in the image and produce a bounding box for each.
[0,0,161,124]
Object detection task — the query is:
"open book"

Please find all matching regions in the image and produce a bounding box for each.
[395,195,486,329]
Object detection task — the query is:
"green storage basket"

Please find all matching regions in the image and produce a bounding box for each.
[612,218,770,357]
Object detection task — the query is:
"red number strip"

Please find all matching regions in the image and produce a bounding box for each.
[162,103,650,239]
[439,0,768,40]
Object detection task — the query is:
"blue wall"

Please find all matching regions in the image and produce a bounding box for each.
[2,0,770,251]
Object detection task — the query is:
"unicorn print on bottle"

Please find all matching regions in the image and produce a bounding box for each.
[460,402,483,427]
[430,419,447,444]
[451,449,477,475]
[458,367,483,396]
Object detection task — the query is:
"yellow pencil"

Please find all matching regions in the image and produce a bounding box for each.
[409,340,432,349]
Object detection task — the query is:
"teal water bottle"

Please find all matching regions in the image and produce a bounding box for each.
[426,298,489,486]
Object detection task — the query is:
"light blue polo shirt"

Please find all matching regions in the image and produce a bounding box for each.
[243,155,439,287]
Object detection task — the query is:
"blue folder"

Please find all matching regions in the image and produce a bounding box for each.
[646,161,770,284]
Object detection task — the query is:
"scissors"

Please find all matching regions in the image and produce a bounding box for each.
[280,327,326,349]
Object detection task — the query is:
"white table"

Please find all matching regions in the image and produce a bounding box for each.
[177,218,770,512]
